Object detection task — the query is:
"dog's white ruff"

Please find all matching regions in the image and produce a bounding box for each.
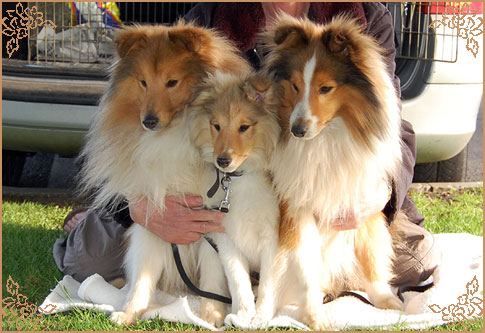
[40,233,483,330]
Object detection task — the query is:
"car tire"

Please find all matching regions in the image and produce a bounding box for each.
[2,150,28,186]
[413,146,468,182]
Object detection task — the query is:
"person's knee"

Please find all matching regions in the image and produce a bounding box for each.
[390,213,441,286]
[53,209,127,282]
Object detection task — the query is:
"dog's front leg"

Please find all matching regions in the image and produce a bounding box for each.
[356,214,402,310]
[111,225,165,325]
[198,237,229,327]
[292,210,327,330]
[251,235,278,327]
[216,234,256,326]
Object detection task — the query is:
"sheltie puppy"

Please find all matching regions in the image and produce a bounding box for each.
[260,15,404,328]
[79,22,250,325]
[187,72,280,327]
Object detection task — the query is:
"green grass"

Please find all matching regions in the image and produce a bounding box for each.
[411,187,483,236]
[2,187,483,331]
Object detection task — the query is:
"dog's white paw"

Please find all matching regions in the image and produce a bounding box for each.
[251,303,274,329]
[373,294,403,310]
[110,311,136,326]
[301,308,330,331]
[250,313,272,329]
[224,310,255,329]
[200,299,226,327]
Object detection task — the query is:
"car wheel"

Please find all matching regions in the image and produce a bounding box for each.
[2,150,28,186]
[413,146,467,182]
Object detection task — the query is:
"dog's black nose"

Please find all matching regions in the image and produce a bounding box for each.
[291,125,307,138]
[142,114,159,130]
[216,157,232,168]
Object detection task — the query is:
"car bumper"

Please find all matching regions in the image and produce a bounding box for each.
[401,83,482,164]
[2,74,105,156]
[2,100,97,156]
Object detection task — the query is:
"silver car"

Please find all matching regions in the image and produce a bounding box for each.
[3,2,482,185]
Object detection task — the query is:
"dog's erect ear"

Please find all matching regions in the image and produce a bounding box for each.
[274,25,308,48]
[168,28,207,53]
[244,74,272,104]
[322,29,353,57]
[115,28,148,58]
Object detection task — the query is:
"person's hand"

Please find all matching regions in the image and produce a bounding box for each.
[329,182,391,231]
[129,195,225,245]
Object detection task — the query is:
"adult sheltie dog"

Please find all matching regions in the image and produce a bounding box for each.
[261,15,403,328]
[79,22,249,325]
[188,72,280,327]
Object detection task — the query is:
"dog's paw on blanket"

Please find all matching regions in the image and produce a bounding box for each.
[39,233,482,330]
[224,312,254,329]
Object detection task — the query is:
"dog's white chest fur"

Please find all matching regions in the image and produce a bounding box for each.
[202,166,279,270]
[270,117,401,222]
[198,163,279,325]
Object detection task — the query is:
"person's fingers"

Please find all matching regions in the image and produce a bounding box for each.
[181,220,225,233]
[202,221,225,233]
[328,212,360,230]
[165,195,225,222]
[172,232,202,245]
[129,198,150,223]
[167,195,204,208]
[199,222,208,234]
[188,209,225,223]
[330,221,355,231]
[176,239,192,245]
[156,225,193,245]
[186,232,202,242]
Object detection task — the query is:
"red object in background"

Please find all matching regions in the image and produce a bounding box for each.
[420,2,483,15]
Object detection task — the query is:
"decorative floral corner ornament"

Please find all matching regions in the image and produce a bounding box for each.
[1,275,56,330]
[429,275,483,326]
[429,3,483,58]
[2,2,57,58]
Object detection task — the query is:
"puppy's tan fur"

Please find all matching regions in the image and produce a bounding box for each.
[188,72,281,327]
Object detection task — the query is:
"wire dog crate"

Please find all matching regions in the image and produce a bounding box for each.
[4,2,195,66]
[386,2,482,63]
[3,2,480,67]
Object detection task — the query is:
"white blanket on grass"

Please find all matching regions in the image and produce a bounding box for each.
[40,233,483,330]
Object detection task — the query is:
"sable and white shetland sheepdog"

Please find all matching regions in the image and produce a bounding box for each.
[79,22,250,325]
[261,15,404,328]
[188,72,280,327]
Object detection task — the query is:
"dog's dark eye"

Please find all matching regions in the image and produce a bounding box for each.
[239,125,250,133]
[319,86,333,94]
[166,79,178,88]
[140,80,147,88]
[213,124,220,131]
[291,82,299,93]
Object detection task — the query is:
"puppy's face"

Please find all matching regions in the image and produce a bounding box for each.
[114,26,212,131]
[191,73,278,173]
[210,105,259,173]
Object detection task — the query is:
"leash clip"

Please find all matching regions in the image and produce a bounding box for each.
[218,174,231,213]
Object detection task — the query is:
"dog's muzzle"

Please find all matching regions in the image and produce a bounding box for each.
[142,114,159,131]
[291,124,307,138]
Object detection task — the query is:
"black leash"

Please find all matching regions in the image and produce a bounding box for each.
[173,165,435,308]
[171,167,244,305]
[206,167,243,199]
[397,282,434,302]
[171,243,232,304]
[323,281,435,305]
[332,291,373,305]
[323,291,372,305]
